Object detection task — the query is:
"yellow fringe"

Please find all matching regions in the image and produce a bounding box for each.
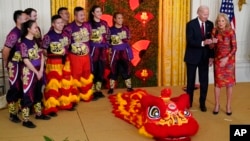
[80,74,94,86]
[63,60,71,72]
[61,78,72,89]
[73,79,82,87]
[79,89,93,101]
[69,94,80,103]
[46,64,63,75]
[44,97,60,108]
[138,126,153,138]
[45,79,61,92]
[58,95,71,106]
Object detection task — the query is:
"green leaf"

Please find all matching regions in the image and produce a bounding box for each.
[63,137,69,141]
[43,136,54,141]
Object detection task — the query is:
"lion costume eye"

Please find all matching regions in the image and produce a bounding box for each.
[148,106,160,119]
[183,110,191,117]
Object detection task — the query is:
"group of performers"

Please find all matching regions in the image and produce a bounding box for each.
[2,5,134,128]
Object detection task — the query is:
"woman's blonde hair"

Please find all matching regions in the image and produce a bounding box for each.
[215,13,231,30]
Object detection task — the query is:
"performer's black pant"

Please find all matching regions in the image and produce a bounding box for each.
[6,81,22,103]
[109,59,130,80]
[91,47,107,83]
[92,60,105,83]
[6,62,23,103]
[21,67,43,108]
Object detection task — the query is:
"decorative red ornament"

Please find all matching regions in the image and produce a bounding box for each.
[134,11,154,37]
[131,40,151,66]
[135,68,153,82]
[101,14,113,27]
[129,0,140,10]
[134,11,154,24]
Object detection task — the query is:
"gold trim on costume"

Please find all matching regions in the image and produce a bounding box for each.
[12,51,22,62]
[28,44,39,60]
[71,42,89,55]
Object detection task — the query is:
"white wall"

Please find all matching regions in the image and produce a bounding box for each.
[0,0,51,92]
[191,0,250,83]
[0,0,51,48]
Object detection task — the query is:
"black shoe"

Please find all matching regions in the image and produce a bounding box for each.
[226,107,232,116]
[35,114,51,120]
[92,92,105,101]
[72,103,78,108]
[213,105,220,115]
[108,89,114,94]
[23,121,36,128]
[92,92,100,101]
[213,111,219,115]
[200,106,207,112]
[9,114,21,123]
[97,91,105,98]
[67,106,76,111]
[49,112,57,117]
[127,88,134,92]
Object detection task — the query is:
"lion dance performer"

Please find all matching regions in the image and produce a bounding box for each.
[42,15,73,116]
[108,12,134,94]
[20,20,50,128]
[64,7,93,104]
[88,5,110,100]
[3,10,26,123]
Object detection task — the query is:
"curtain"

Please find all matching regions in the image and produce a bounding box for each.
[158,0,190,86]
[51,0,87,22]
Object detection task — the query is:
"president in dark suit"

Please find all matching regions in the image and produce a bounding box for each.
[184,5,214,112]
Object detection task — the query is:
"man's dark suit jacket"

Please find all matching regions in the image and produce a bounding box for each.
[184,18,214,64]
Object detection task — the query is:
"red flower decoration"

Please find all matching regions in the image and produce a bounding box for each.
[135,68,153,81]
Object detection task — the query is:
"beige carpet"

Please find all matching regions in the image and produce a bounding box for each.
[0,82,249,141]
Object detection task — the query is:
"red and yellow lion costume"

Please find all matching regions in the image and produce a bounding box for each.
[109,88,199,141]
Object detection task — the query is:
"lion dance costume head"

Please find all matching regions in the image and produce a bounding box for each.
[109,88,199,141]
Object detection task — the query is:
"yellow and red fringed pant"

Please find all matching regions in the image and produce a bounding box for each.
[58,57,74,110]
[43,58,62,115]
[68,53,94,102]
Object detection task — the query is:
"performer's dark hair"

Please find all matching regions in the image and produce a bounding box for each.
[21,20,36,40]
[74,7,84,15]
[24,8,37,16]
[13,10,24,23]
[51,15,62,23]
[112,12,123,26]
[57,7,68,15]
[88,5,102,27]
